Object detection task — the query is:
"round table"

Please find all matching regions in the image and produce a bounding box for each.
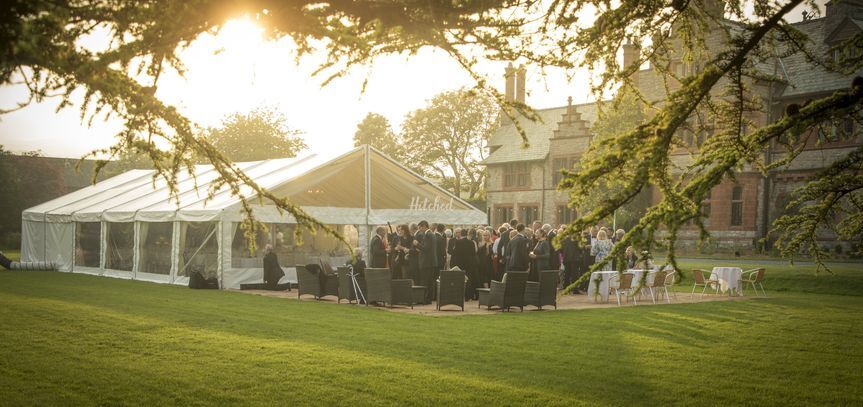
[710,267,742,295]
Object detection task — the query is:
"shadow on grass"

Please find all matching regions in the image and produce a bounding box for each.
[2,270,862,405]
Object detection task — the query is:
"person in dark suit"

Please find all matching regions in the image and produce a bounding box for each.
[451,228,479,300]
[505,224,529,272]
[528,229,550,281]
[409,223,421,283]
[369,226,388,268]
[562,235,579,292]
[263,244,285,289]
[577,231,594,291]
[495,225,510,275]
[413,220,438,303]
[392,224,411,279]
[435,223,447,273]
[433,223,447,300]
[545,225,560,272]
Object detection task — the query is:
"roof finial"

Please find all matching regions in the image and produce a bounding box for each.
[567,96,573,106]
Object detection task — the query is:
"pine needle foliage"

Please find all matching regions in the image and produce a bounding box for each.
[1,0,860,268]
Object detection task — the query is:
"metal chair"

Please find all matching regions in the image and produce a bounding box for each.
[691,269,720,298]
[610,273,636,306]
[646,270,668,304]
[663,270,678,302]
[740,268,766,297]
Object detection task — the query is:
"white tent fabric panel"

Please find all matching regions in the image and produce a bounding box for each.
[176,154,329,213]
[74,266,102,276]
[21,220,45,262]
[109,161,264,222]
[22,170,152,222]
[73,176,175,222]
[368,209,486,226]
[268,151,365,208]
[44,171,157,223]
[369,152,476,211]
[45,222,74,272]
[221,267,298,290]
[219,206,367,224]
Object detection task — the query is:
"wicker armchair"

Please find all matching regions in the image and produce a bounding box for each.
[296,265,339,300]
[336,266,366,304]
[364,268,416,308]
[437,268,466,311]
[524,270,559,310]
[477,271,528,312]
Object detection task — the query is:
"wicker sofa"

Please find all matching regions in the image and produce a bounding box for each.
[364,268,416,308]
[296,264,339,300]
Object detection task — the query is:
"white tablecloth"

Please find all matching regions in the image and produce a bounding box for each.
[587,271,619,302]
[627,269,658,288]
[710,267,742,295]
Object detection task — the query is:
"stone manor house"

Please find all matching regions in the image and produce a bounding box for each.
[483,1,863,251]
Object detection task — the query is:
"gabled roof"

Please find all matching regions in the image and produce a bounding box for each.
[779,17,862,98]
[483,103,598,165]
[24,146,487,225]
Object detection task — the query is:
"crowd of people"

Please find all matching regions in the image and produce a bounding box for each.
[357,219,642,300]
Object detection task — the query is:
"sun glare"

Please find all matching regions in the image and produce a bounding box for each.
[214,18,264,55]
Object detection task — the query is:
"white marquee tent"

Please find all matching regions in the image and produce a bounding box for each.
[21,145,486,289]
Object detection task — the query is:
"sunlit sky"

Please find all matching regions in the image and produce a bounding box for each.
[0,4,817,159]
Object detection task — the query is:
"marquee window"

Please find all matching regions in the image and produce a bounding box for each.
[105,222,134,271]
[75,222,101,268]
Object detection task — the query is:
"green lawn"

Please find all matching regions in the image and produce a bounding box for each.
[674,260,863,296]
[0,262,862,405]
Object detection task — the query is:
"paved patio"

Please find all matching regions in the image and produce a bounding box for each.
[232,288,751,316]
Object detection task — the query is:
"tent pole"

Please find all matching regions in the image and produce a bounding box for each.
[132,221,139,280]
[99,221,107,274]
[71,221,76,273]
[42,219,47,262]
[170,221,181,284]
[217,219,224,290]
[364,144,372,258]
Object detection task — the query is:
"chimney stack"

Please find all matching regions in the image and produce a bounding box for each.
[622,41,641,86]
[504,63,516,103]
[701,0,726,19]
[515,65,526,104]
